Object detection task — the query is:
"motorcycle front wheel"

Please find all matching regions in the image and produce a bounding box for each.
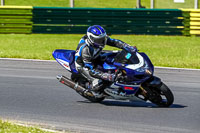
[149,82,174,107]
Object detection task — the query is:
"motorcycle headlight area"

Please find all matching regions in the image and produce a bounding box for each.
[135,61,152,75]
[125,52,153,75]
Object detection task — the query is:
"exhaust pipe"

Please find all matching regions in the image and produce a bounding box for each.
[56,75,93,96]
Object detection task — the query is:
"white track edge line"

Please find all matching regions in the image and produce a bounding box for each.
[0,58,56,62]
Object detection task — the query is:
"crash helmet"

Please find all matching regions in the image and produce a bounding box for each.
[86,25,107,48]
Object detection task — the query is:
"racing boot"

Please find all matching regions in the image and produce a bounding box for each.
[84,79,103,97]
[77,67,103,96]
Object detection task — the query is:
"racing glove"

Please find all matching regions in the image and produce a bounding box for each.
[123,43,138,53]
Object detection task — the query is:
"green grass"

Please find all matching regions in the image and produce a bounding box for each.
[5,0,150,8]
[4,0,200,9]
[0,120,54,133]
[5,0,70,7]
[74,0,150,8]
[0,34,199,69]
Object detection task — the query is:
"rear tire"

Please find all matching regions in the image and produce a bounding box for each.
[71,74,105,103]
[86,96,105,103]
[77,90,105,103]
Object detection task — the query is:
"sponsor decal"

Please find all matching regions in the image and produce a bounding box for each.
[57,59,71,71]
[64,63,69,68]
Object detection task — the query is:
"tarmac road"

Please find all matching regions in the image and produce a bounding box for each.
[0,59,200,133]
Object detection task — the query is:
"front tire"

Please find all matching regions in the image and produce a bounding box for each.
[149,83,174,107]
[156,83,174,107]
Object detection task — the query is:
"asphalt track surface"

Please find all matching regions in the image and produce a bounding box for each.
[0,59,200,133]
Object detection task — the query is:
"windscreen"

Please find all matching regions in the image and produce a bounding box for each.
[114,49,139,64]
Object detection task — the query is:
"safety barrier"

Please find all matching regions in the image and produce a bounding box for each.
[0,6,33,34]
[182,9,200,36]
[32,7,184,35]
[2,6,199,36]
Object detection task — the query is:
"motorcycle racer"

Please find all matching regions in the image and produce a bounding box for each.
[75,25,137,94]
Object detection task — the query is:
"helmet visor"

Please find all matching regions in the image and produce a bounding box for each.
[90,36,106,48]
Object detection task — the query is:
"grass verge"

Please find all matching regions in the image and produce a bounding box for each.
[4,0,200,9]
[0,120,55,133]
[0,34,199,69]
[5,0,150,8]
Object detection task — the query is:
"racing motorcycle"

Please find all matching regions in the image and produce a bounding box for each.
[53,48,174,107]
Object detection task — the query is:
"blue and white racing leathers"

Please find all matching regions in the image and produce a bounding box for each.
[75,35,132,91]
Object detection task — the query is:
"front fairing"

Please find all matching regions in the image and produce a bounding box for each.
[124,53,154,83]
[102,51,154,84]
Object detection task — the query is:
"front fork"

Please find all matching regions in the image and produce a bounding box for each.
[139,76,162,97]
[139,85,148,97]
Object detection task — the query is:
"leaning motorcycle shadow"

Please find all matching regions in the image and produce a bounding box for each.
[102,100,187,108]
[78,100,187,108]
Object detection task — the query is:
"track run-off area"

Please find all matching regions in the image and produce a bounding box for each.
[0,59,199,133]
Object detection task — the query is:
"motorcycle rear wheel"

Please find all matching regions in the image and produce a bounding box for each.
[85,96,105,103]
[78,91,105,103]
[71,74,105,103]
